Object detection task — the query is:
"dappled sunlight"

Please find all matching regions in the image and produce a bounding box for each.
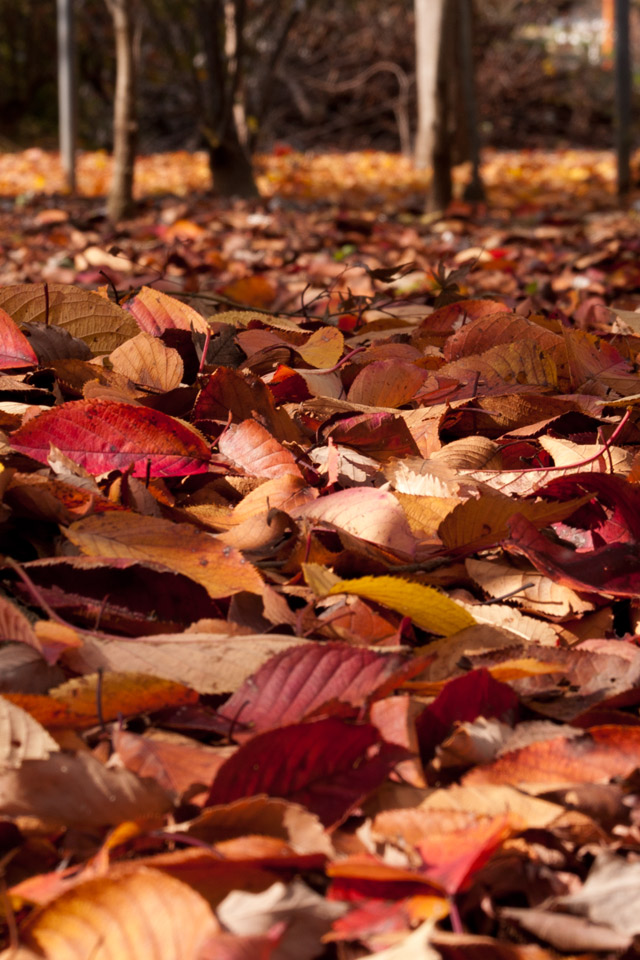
[0,147,634,212]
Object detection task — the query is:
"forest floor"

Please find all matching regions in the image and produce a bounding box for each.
[4,148,640,959]
[1,146,640,318]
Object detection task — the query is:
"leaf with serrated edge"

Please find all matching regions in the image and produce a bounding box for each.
[0,307,38,369]
[0,283,139,353]
[64,513,263,598]
[124,286,210,335]
[328,575,475,636]
[23,867,218,960]
[62,634,309,695]
[11,400,211,478]
[109,332,183,392]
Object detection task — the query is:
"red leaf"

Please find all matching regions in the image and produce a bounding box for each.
[206,717,405,827]
[506,512,640,597]
[533,472,640,544]
[217,643,417,733]
[417,814,511,893]
[324,412,420,460]
[10,399,211,477]
[416,669,519,763]
[0,306,38,369]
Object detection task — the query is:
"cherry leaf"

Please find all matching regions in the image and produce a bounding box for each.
[124,285,210,335]
[206,717,405,827]
[217,643,418,732]
[0,307,38,369]
[10,399,211,477]
[64,512,264,598]
[22,867,218,960]
[0,283,139,353]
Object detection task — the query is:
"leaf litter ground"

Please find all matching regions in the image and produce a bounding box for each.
[1,148,640,958]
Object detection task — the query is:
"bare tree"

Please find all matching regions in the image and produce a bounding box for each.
[105,0,139,220]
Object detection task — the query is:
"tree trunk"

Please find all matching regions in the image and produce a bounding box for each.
[614,0,631,197]
[198,0,258,198]
[56,0,77,192]
[105,0,138,221]
[414,0,445,170]
[429,0,456,212]
[415,0,483,212]
[458,0,485,203]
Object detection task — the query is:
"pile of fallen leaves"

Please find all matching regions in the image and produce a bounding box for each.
[3,146,640,959]
[0,259,640,959]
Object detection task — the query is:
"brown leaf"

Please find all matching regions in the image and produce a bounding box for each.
[0,750,171,827]
[177,796,334,856]
[347,359,425,407]
[109,332,184,392]
[64,512,264,598]
[62,633,310,695]
[0,283,139,353]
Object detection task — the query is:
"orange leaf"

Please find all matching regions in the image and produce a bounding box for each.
[6,673,198,729]
[64,512,264,598]
[22,867,219,959]
[219,275,277,309]
[347,359,425,407]
[219,419,304,479]
[125,285,209,335]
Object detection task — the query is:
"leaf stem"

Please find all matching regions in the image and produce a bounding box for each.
[513,406,632,475]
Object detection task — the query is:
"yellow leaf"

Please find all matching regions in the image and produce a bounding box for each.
[439,493,591,551]
[327,575,475,636]
[297,326,344,368]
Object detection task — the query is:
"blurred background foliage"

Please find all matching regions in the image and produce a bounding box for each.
[0,0,636,155]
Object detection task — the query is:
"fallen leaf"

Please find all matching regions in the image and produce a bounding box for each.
[108,332,184,392]
[0,283,139,353]
[10,399,211,477]
[124,285,209,335]
[206,717,404,827]
[327,576,475,637]
[217,643,420,732]
[22,867,219,959]
[64,512,263,597]
[0,306,38,369]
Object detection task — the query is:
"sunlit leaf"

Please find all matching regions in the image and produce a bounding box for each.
[64,513,264,598]
[10,399,211,477]
[0,283,139,353]
[23,867,218,959]
[327,575,475,636]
